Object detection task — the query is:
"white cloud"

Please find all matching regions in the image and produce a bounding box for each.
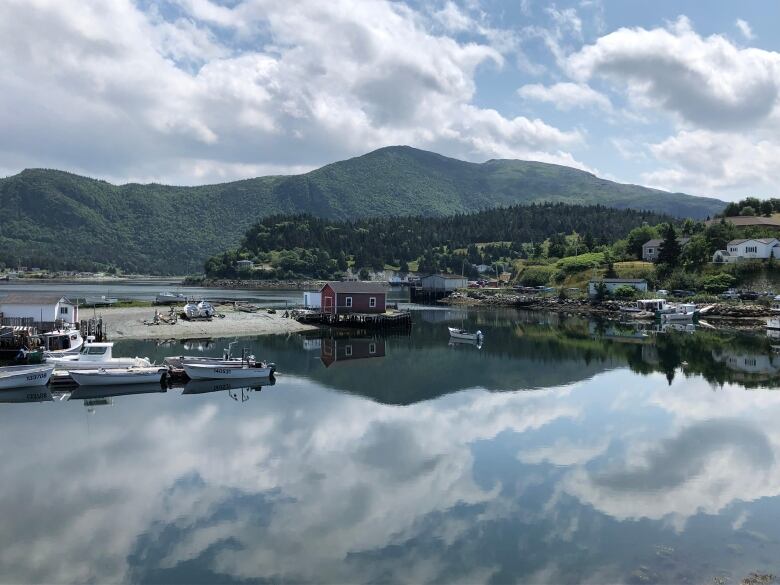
[0,0,586,184]
[735,18,755,41]
[518,81,611,111]
[642,129,780,196]
[568,16,780,131]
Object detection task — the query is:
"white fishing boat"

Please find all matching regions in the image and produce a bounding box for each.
[182,300,216,319]
[448,327,483,342]
[47,342,152,371]
[0,364,55,390]
[69,367,167,386]
[155,292,187,305]
[165,342,257,369]
[182,361,275,380]
[661,303,697,322]
[83,295,118,306]
[768,317,780,331]
[39,328,84,356]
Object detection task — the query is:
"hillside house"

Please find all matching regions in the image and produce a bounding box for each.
[712,238,780,263]
[235,260,254,270]
[0,293,78,325]
[588,279,648,297]
[320,282,387,315]
[642,238,690,262]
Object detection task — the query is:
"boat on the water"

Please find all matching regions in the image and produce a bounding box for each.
[661,303,698,322]
[69,367,167,386]
[448,327,483,342]
[182,361,275,380]
[47,342,152,371]
[0,364,55,390]
[39,328,84,356]
[155,292,187,305]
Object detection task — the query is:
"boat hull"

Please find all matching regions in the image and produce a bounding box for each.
[182,363,274,380]
[0,365,55,390]
[448,327,483,341]
[70,368,166,386]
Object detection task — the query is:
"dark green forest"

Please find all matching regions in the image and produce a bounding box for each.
[0,146,724,274]
[205,203,674,279]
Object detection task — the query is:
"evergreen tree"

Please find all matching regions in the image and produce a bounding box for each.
[657,223,681,267]
[761,200,774,217]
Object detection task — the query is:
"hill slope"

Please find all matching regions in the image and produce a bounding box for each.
[0,146,725,274]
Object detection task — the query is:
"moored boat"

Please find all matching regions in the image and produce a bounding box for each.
[39,328,84,356]
[0,364,55,390]
[661,303,698,322]
[69,367,167,386]
[155,292,187,305]
[448,327,483,342]
[47,342,152,371]
[182,362,275,380]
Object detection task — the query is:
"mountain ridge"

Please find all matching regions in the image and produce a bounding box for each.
[0,146,726,274]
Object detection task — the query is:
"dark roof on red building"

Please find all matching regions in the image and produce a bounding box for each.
[321,282,388,294]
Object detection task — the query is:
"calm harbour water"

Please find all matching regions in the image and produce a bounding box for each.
[2,306,780,583]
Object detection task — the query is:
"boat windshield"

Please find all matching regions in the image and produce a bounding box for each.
[82,346,108,356]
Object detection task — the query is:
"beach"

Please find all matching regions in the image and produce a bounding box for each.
[100,306,317,340]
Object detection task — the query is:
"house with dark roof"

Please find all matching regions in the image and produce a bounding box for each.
[641,237,690,262]
[320,281,388,315]
[0,293,78,325]
[712,238,780,263]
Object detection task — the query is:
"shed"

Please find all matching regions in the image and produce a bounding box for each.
[419,274,468,292]
[0,293,78,325]
[320,281,387,315]
[303,291,321,309]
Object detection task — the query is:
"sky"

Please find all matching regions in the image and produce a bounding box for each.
[1,0,779,201]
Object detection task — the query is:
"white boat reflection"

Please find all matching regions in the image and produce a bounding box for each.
[68,383,167,401]
[0,387,54,403]
[182,377,275,396]
[448,336,483,350]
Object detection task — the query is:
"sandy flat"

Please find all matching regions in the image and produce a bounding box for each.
[98,306,317,340]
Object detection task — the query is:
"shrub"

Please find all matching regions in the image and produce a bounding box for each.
[613,285,637,299]
[701,273,736,294]
[555,252,605,274]
[519,265,556,286]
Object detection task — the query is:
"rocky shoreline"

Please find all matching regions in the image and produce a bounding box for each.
[184,278,324,290]
[441,290,773,328]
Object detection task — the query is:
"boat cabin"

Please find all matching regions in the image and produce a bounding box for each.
[637,299,668,312]
[40,329,84,353]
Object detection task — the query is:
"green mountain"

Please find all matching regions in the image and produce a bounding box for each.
[0,146,725,274]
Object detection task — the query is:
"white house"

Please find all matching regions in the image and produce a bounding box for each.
[419,274,468,291]
[236,259,254,270]
[712,238,780,263]
[588,278,648,296]
[0,293,78,325]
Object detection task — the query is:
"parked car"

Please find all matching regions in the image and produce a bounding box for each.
[671,289,695,298]
[739,291,759,301]
[720,289,740,300]
[656,289,669,297]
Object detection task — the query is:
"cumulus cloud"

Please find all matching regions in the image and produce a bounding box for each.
[0,0,585,184]
[568,16,780,131]
[518,81,611,111]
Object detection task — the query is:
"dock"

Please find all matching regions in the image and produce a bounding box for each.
[296,311,412,330]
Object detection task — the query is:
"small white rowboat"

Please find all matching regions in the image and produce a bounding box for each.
[182,362,275,380]
[69,367,167,386]
[0,365,55,390]
[448,327,483,342]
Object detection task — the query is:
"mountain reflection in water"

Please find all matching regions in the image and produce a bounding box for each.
[1,308,779,583]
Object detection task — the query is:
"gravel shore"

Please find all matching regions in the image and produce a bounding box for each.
[99,306,317,340]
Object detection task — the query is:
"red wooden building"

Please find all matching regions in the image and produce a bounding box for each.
[320,282,387,315]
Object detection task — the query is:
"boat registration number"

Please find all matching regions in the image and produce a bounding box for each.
[25,373,48,381]
[214,368,231,375]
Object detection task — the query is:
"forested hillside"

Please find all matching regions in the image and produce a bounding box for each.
[205,203,674,279]
[0,146,724,274]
